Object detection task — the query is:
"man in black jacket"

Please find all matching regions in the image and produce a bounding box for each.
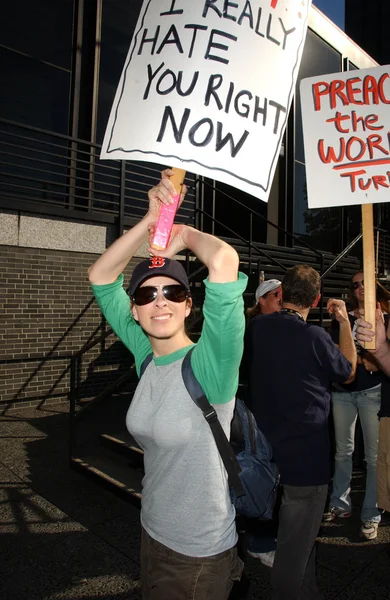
[245,264,357,600]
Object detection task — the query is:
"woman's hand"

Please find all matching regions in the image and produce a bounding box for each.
[147,223,189,258]
[147,168,187,219]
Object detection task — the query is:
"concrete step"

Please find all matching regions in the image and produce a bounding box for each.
[100,432,144,467]
[71,455,142,506]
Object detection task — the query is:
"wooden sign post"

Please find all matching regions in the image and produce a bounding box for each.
[361,204,376,350]
[169,168,186,199]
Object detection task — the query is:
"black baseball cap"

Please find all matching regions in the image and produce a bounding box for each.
[129,257,190,297]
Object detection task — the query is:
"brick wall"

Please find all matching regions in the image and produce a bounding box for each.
[1,245,140,410]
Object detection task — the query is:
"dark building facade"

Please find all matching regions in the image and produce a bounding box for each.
[345,0,390,230]
[1,2,388,409]
[0,2,384,252]
[345,0,390,65]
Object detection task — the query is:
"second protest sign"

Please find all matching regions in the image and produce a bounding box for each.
[300,64,390,209]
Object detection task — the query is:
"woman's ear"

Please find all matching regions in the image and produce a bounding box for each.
[185,297,192,318]
[131,303,139,322]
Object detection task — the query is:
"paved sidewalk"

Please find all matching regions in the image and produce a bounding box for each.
[0,404,389,600]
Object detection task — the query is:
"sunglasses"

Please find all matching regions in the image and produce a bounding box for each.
[132,284,189,306]
[263,291,281,299]
[351,280,364,290]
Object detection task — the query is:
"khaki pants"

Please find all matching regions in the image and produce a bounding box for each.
[377,417,390,513]
[140,527,243,600]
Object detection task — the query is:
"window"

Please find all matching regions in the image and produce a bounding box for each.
[0,1,73,133]
[97,0,144,144]
[293,30,343,252]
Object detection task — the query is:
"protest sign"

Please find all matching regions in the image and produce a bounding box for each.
[101,0,312,202]
[300,64,390,209]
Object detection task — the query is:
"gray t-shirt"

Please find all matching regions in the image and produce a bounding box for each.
[127,356,236,556]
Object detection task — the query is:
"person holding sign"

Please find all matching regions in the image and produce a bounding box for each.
[356,308,390,514]
[88,169,247,600]
[325,272,389,540]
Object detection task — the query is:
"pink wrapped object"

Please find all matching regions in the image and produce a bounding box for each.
[151,193,180,250]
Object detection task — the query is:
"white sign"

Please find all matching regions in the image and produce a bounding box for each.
[300,64,390,209]
[101,0,312,201]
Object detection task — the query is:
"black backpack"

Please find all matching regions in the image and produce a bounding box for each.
[140,347,279,520]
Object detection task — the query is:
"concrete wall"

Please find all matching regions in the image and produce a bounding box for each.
[0,210,115,254]
[0,244,143,410]
[0,211,149,410]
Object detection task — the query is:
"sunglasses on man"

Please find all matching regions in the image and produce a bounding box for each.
[131,284,190,306]
[351,280,364,290]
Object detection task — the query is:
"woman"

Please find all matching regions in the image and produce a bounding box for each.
[246,278,282,320]
[88,169,247,599]
[325,271,388,540]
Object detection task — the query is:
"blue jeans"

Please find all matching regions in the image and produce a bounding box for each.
[331,387,381,522]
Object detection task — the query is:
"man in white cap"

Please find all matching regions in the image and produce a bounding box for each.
[247,279,282,320]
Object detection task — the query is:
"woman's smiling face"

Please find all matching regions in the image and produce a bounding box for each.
[131,275,192,340]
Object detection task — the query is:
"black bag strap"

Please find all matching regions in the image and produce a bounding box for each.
[181,348,245,498]
[244,403,257,455]
[140,353,153,377]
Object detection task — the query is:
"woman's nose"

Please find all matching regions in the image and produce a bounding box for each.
[155,288,167,306]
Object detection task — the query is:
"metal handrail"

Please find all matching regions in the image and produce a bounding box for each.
[0,118,196,226]
[0,354,73,365]
[321,227,390,282]
[195,178,325,259]
[75,363,138,418]
[194,207,288,272]
[321,234,363,281]
[1,117,103,149]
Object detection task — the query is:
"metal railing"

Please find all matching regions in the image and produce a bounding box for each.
[196,178,325,261]
[0,118,196,232]
[2,117,389,274]
[322,227,390,283]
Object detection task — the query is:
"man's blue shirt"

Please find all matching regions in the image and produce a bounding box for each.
[246,311,352,486]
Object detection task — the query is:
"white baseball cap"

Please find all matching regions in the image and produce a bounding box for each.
[255,279,282,302]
